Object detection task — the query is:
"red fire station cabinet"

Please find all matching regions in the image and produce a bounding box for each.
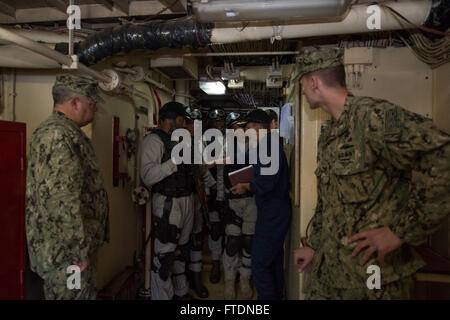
[0,120,26,300]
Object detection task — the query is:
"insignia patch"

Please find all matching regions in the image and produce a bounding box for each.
[384,108,401,135]
[337,147,355,167]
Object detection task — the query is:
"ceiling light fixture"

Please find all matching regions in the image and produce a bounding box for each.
[199,80,226,95]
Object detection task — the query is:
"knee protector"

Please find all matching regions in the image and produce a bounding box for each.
[209,222,223,241]
[225,235,241,257]
[242,234,254,255]
[190,232,203,251]
[177,243,191,262]
[154,252,176,281]
[224,207,243,228]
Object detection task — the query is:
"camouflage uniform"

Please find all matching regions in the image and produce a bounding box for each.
[295,49,450,299]
[26,75,109,300]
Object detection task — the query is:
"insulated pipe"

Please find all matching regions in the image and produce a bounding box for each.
[114,66,176,96]
[0,26,149,101]
[211,1,433,43]
[192,0,352,23]
[181,51,301,57]
[0,45,60,68]
[73,1,434,66]
[76,18,213,66]
[0,28,84,45]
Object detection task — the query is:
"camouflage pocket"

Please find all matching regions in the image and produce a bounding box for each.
[333,166,375,204]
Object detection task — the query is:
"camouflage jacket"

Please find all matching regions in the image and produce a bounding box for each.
[307,95,450,288]
[26,111,109,279]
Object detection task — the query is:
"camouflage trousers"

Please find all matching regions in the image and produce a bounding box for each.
[43,260,98,300]
[306,275,414,300]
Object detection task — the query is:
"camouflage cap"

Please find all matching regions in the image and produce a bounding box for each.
[53,74,105,104]
[292,48,344,82]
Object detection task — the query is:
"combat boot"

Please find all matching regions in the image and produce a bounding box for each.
[239,276,253,299]
[173,293,194,300]
[209,260,221,284]
[224,279,236,300]
[190,270,209,298]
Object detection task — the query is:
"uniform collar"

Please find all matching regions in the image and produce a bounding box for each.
[51,110,85,135]
[330,93,354,137]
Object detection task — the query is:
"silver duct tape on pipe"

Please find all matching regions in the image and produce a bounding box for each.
[0,26,149,101]
[192,0,352,23]
[211,0,433,43]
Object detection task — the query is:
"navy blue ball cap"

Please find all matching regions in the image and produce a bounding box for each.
[245,109,271,125]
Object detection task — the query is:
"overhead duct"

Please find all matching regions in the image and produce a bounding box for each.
[71,1,438,66]
[75,18,213,66]
[210,0,434,43]
[191,0,352,23]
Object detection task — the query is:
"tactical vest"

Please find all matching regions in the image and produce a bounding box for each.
[152,129,195,197]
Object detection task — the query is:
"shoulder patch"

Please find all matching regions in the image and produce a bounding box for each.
[384,108,401,136]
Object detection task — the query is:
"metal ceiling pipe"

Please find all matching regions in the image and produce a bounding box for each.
[0,26,149,101]
[73,1,436,66]
[0,45,60,68]
[211,0,433,43]
[0,28,84,45]
[192,0,353,23]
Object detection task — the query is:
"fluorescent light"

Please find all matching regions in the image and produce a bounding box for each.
[199,81,226,95]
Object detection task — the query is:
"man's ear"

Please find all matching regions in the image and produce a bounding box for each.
[310,74,320,91]
[70,97,80,111]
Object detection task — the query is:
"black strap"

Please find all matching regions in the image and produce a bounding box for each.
[163,196,173,220]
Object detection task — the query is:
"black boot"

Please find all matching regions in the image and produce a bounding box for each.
[209,260,221,284]
[173,293,194,300]
[190,271,209,298]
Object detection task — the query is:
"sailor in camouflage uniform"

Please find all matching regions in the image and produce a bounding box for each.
[293,48,450,299]
[26,74,110,300]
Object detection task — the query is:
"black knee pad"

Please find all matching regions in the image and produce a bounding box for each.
[242,234,254,255]
[177,243,191,262]
[209,222,223,241]
[225,235,241,257]
[190,232,203,251]
[154,252,176,281]
[224,207,243,228]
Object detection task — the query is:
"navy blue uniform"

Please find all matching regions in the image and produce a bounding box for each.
[249,132,292,300]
